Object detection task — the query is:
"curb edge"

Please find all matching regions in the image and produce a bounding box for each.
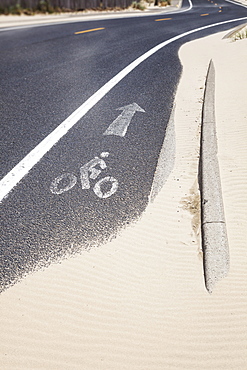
[199,60,230,293]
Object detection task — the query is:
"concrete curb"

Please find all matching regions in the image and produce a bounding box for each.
[199,60,229,293]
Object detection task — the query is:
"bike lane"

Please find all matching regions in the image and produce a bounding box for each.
[1,0,247,292]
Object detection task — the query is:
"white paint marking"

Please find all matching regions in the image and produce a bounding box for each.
[1,15,247,203]
[50,173,77,194]
[80,157,107,190]
[103,103,145,137]
[93,176,118,199]
[100,152,110,158]
[50,152,119,198]
[167,0,193,14]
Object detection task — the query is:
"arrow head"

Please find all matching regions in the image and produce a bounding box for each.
[116,102,145,113]
[103,102,145,137]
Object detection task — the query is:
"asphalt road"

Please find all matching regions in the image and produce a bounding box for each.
[0,0,246,292]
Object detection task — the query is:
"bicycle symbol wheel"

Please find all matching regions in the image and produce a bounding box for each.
[93,176,118,199]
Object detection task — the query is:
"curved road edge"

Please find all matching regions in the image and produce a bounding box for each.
[0,0,187,31]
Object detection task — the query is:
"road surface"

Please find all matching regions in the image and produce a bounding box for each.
[0,0,246,292]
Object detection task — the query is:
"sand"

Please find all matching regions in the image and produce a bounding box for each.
[234,0,247,6]
[0,30,246,369]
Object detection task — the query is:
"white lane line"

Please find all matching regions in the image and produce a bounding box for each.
[183,0,193,11]
[1,15,247,203]
[165,0,193,14]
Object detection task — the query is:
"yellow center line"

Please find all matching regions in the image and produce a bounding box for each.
[155,18,172,21]
[200,13,209,16]
[74,27,105,35]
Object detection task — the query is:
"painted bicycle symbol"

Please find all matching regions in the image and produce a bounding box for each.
[50,152,118,199]
[49,103,145,200]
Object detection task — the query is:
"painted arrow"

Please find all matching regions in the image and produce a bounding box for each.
[103,103,145,137]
